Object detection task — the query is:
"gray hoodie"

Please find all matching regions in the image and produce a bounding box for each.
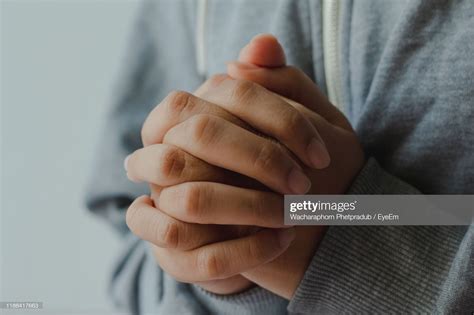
[86,0,474,314]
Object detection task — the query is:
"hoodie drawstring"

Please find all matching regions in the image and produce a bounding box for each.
[196,0,208,78]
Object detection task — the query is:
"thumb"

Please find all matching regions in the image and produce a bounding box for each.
[238,34,286,68]
[228,36,351,130]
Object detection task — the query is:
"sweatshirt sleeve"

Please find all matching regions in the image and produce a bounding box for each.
[288,158,471,314]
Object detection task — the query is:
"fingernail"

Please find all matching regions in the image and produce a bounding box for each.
[229,61,259,70]
[288,168,311,194]
[124,154,131,172]
[278,228,296,248]
[307,138,331,169]
[124,154,141,183]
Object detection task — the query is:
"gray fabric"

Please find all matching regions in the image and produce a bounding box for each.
[85,0,474,314]
[191,284,288,315]
[288,159,469,314]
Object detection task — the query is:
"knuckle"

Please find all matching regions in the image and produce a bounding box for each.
[156,219,180,249]
[247,236,268,261]
[164,90,194,116]
[231,79,257,103]
[181,183,205,219]
[158,147,185,180]
[189,114,220,146]
[253,143,279,173]
[197,251,225,279]
[280,108,304,140]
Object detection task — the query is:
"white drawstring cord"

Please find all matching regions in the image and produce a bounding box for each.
[322,0,344,113]
[196,0,208,77]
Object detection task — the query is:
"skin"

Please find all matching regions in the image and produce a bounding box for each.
[125,34,365,299]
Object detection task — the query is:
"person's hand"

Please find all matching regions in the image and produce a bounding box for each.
[222,34,365,298]
[225,34,364,195]
[125,34,365,298]
[125,34,333,294]
[124,74,329,294]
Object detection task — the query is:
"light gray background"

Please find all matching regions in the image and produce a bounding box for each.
[1,1,141,314]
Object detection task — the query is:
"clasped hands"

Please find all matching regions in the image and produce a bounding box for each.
[124,34,364,299]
